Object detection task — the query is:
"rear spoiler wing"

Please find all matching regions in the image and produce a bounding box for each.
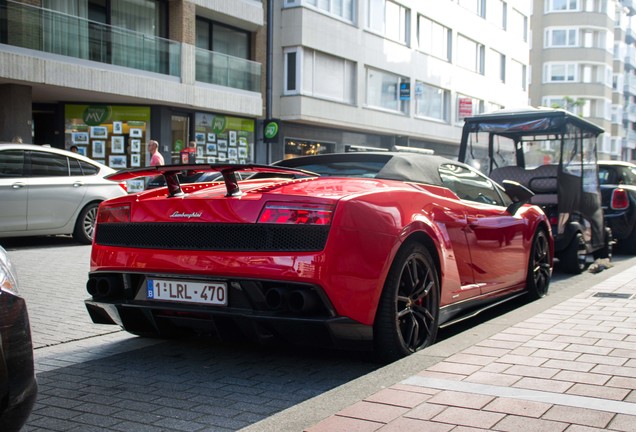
[106,163,317,198]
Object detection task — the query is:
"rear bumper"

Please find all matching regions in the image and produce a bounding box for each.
[85,299,373,351]
[84,270,374,350]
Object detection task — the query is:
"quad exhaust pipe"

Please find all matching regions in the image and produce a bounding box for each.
[264,288,320,313]
[86,276,122,299]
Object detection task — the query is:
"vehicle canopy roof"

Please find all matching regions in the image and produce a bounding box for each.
[460,107,604,142]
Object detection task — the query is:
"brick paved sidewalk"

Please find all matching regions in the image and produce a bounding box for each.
[304,266,636,432]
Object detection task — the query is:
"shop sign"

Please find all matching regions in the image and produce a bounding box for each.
[399,82,410,101]
[83,105,112,126]
[264,119,280,143]
[459,98,473,118]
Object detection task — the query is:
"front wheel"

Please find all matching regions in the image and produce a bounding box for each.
[374,242,439,363]
[73,202,99,244]
[559,232,586,274]
[526,229,551,300]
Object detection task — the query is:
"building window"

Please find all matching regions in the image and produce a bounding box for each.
[509,8,528,42]
[487,49,505,83]
[368,0,410,45]
[545,28,578,47]
[417,15,451,61]
[415,82,449,122]
[544,63,577,82]
[457,34,485,74]
[546,0,580,12]
[196,19,250,59]
[285,139,336,159]
[303,49,356,103]
[285,50,298,92]
[284,47,356,104]
[486,0,506,29]
[457,95,484,122]
[580,28,611,51]
[510,59,527,90]
[302,0,355,22]
[458,0,485,17]
[366,67,409,114]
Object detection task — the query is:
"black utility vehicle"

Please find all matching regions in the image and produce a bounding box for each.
[458,107,611,274]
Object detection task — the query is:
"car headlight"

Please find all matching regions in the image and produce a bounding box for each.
[0,246,20,295]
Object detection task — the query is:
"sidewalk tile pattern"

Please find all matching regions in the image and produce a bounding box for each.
[305,267,636,432]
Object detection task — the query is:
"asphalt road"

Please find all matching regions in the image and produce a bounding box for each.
[2,235,631,431]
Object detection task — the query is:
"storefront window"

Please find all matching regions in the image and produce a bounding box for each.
[193,113,255,163]
[64,104,151,192]
[285,139,336,159]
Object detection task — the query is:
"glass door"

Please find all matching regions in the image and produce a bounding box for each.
[171,114,189,164]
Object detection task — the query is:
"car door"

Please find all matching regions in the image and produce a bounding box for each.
[439,163,527,295]
[0,149,28,232]
[25,150,87,230]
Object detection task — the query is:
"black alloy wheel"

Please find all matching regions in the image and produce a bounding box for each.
[374,242,439,363]
[527,228,551,300]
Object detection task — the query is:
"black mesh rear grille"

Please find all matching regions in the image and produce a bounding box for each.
[95,223,330,251]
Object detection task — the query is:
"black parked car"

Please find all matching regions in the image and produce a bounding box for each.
[0,246,37,431]
[598,161,636,254]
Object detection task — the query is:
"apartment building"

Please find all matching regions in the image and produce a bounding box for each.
[529,0,636,161]
[0,0,531,169]
[0,0,264,177]
[271,0,531,159]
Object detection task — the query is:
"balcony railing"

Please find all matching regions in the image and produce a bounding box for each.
[1,1,180,77]
[195,47,261,92]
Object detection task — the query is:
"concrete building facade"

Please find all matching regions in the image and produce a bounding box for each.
[0,0,531,169]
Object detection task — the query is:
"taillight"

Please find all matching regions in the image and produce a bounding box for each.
[97,204,131,223]
[258,203,333,225]
[549,216,558,226]
[119,182,128,193]
[611,188,629,210]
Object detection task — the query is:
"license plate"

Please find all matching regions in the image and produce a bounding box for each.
[147,279,228,306]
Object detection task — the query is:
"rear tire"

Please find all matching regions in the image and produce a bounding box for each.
[593,227,613,260]
[526,228,551,300]
[559,232,586,274]
[374,242,439,363]
[73,202,99,244]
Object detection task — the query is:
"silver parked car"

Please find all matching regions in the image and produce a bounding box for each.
[0,143,128,244]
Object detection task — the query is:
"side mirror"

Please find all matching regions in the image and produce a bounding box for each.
[502,180,534,215]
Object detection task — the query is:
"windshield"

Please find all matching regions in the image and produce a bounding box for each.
[277,161,387,178]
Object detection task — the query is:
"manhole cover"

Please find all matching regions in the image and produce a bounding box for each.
[592,292,634,299]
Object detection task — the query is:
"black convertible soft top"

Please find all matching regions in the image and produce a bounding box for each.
[274,152,461,187]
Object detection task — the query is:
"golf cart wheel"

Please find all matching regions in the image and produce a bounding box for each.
[560,232,587,274]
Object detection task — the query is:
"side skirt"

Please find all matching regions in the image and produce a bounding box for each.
[438,291,528,329]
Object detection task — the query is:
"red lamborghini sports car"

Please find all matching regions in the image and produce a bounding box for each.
[85,152,553,362]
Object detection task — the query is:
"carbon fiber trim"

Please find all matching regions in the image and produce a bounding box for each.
[95,223,330,251]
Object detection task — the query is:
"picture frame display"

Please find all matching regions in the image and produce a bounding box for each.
[92,140,105,158]
[109,155,127,169]
[130,139,141,153]
[89,127,107,139]
[72,132,89,144]
[129,128,143,138]
[111,136,125,154]
[112,121,123,135]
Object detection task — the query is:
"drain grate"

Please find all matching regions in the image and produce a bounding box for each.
[592,292,634,299]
